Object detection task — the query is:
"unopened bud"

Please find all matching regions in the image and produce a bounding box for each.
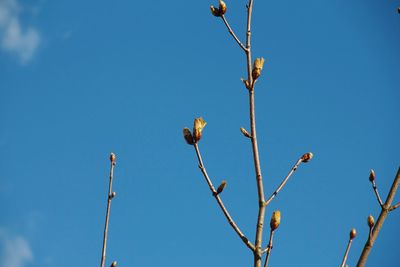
[110,261,117,267]
[270,210,281,231]
[350,228,357,240]
[183,128,194,145]
[210,5,220,16]
[252,58,265,80]
[110,153,116,164]
[193,117,207,143]
[219,1,227,15]
[216,180,227,195]
[367,215,375,228]
[369,169,375,182]
[240,127,251,138]
[301,152,313,163]
[398,7,400,14]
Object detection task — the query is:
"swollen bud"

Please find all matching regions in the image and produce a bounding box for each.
[369,169,375,182]
[193,117,207,143]
[183,128,194,145]
[367,215,375,228]
[270,210,281,231]
[219,1,227,15]
[210,5,219,16]
[110,153,116,164]
[301,152,313,163]
[110,261,117,267]
[252,57,265,80]
[216,180,227,195]
[350,228,357,240]
[240,127,251,138]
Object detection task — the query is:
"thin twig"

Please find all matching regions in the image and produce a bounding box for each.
[356,168,400,267]
[100,154,116,267]
[221,15,247,51]
[263,230,274,267]
[340,239,353,267]
[389,202,400,211]
[371,180,384,207]
[193,143,255,251]
[265,158,303,206]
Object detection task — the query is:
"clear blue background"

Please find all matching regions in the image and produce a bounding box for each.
[0,1,399,267]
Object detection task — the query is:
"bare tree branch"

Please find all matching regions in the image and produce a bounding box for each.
[193,143,255,251]
[263,230,275,267]
[389,202,400,211]
[221,15,247,51]
[356,168,400,267]
[100,153,117,267]
[371,180,384,207]
[340,239,353,267]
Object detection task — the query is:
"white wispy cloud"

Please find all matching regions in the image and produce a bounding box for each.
[0,229,34,267]
[0,0,40,64]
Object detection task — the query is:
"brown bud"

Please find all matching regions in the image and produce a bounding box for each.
[110,153,116,164]
[240,127,251,138]
[270,210,281,231]
[193,117,207,143]
[350,228,357,240]
[367,215,375,228]
[210,5,220,16]
[301,152,313,163]
[110,261,117,267]
[110,192,116,199]
[369,169,375,182]
[183,128,194,145]
[252,58,265,80]
[216,180,227,195]
[219,0,227,15]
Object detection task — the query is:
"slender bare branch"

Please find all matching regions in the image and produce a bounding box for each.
[357,167,400,267]
[100,153,117,267]
[221,15,247,51]
[371,180,384,207]
[193,143,255,251]
[265,158,303,206]
[340,239,353,267]
[389,201,400,211]
[263,230,275,267]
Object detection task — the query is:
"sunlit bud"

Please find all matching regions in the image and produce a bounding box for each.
[219,1,227,15]
[252,58,265,80]
[270,210,281,231]
[216,180,227,195]
[193,117,207,143]
[367,215,375,228]
[240,127,251,138]
[210,5,220,16]
[369,169,375,182]
[301,152,313,163]
[110,192,116,199]
[110,153,116,164]
[183,128,194,145]
[350,228,357,240]
[110,261,117,267]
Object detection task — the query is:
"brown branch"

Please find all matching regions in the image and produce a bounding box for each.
[263,230,275,267]
[389,202,400,211]
[371,180,384,207]
[221,15,247,51]
[265,158,303,206]
[100,153,117,267]
[193,143,255,251]
[340,239,353,267]
[356,167,400,267]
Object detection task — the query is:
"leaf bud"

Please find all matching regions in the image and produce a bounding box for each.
[369,169,375,182]
[252,57,265,80]
[216,180,227,195]
[219,1,227,15]
[110,153,116,164]
[183,128,194,145]
[193,117,207,143]
[110,261,117,267]
[240,127,251,138]
[270,210,281,231]
[367,215,375,228]
[210,5,220,16]
[350,228,357,240]
[301,152,313,163]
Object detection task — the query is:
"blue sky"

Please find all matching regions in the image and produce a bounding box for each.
[0,0,399,267]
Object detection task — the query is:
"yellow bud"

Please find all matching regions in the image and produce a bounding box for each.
[110,261,117,267]
[216,180,227,195]
[219,0,227,15]
[183,128,194,145]
[193,117,207,143]
[367,215,375,228]
[240,127,251,138]
[252,58,265,80]
[350,228,357,240]
[270,210,281,231]
[210,5,220,16]
[369,169,375,182]
[301,152,313,163]
[110,153,116,164]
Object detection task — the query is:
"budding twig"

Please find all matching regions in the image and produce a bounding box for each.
[389,201,400,211]
[221,15,247,51]
[369,169,383,207]
[100,153,117,267]
[341,229,356,267]
[193,143,255,251]
[263,230,275,267]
